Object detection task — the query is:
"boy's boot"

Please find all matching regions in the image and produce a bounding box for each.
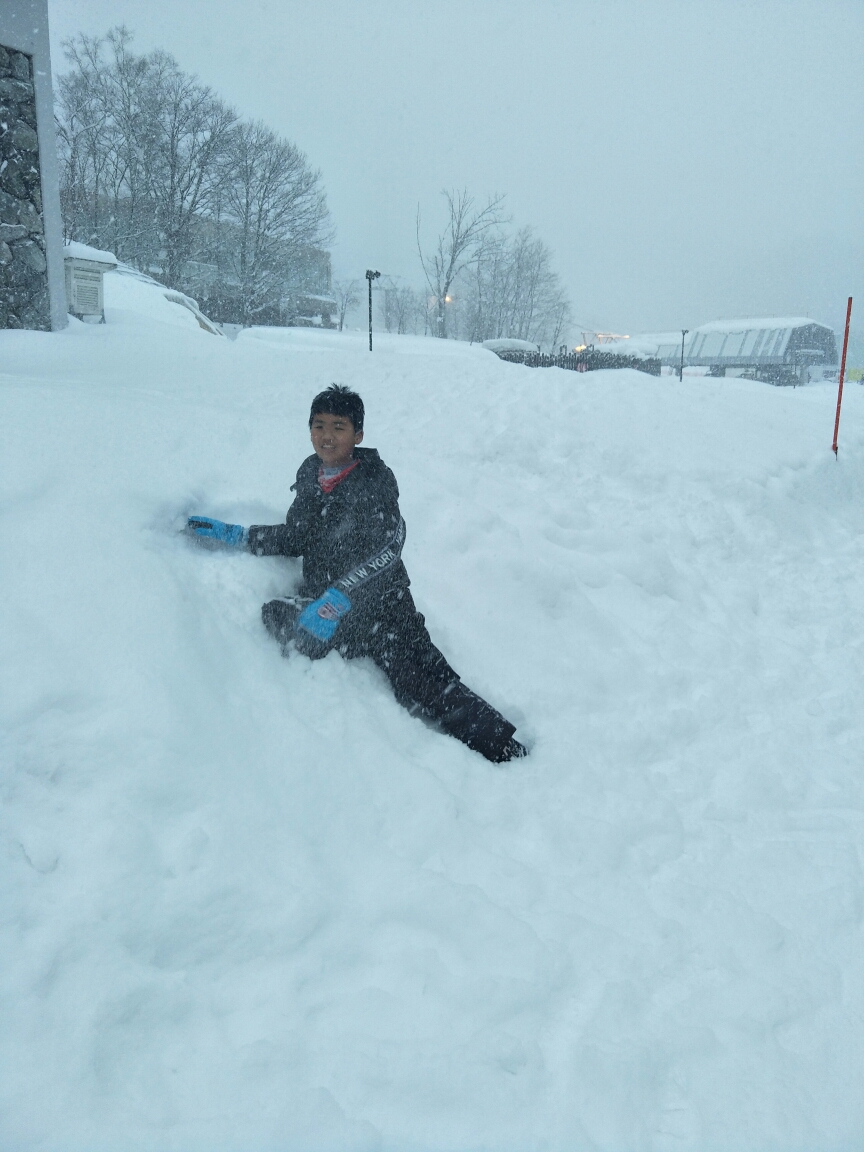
[437,682,527,764]
[494,736,529,763]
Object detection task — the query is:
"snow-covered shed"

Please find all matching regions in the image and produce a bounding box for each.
[481,338,540,355]
[63,240,117,322]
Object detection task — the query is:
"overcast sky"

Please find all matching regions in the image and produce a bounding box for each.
[47,0,864,337]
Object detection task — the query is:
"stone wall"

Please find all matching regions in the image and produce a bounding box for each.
[0,43,50,330]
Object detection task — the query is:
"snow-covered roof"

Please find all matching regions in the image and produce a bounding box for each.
[482,338,540,353]
[63,240,118,266]
[692,317,816,334]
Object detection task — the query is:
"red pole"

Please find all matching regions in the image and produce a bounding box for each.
[832,296,853,456]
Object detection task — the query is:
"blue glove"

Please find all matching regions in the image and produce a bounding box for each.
[186,516,248,548]
[295,587,352,643]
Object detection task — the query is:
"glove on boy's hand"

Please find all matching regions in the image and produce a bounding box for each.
[186,516,248,548]
[295,587,352,647]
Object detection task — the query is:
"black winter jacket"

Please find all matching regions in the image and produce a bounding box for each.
[247,448,410,615]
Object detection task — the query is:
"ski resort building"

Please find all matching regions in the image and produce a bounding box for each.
[596,320,838,385]
[685,318,837,385]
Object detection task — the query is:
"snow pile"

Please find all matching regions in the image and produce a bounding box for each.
[238,324,494,358]
[100,265,223,335]
[3,286,864,1150]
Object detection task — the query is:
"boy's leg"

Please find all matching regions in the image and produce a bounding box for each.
[431,680,520,762]
[365,590,521,762]
[365,595,457,712]
[262,587,525,761]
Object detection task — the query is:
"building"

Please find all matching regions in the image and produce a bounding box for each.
[686,318,837,385]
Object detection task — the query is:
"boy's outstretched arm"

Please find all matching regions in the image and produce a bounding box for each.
[186,500,309,556]
[244,470,316,557]
[186,516,248,548]
[246,522,302,556]
[187,479,314,557]
[246,501,310,557]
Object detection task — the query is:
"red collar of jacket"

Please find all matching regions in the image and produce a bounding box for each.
[317,458,360,494]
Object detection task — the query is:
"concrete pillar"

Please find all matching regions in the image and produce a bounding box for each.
[0,0,66,330]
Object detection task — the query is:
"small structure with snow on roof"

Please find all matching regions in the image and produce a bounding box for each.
[481,338,540,355]
[686,317,837,385]
[63,240,117,323]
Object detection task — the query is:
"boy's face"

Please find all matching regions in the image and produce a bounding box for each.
[310,411,363,468]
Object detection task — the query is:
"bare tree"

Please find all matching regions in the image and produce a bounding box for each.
[55,26,332,322]
[211,121,330,325]
[56,28,159,259]
[416,189,506,338]
[546,298,570,350]
[145,56,236,286]
[332,279,361,330]
[56,28,236,282]
[391,286,425,334]
[461,225,571,349]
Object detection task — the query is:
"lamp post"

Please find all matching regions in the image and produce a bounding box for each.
[679,329,689,381]
[366,269,380,350]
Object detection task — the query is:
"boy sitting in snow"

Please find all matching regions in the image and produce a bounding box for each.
[187,385,526,763]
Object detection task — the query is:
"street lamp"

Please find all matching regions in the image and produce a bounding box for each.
[366,269,380,351]
[679,329,689,381]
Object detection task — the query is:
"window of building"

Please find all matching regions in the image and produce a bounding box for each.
[699,332,727,357]
[758,330,780,358]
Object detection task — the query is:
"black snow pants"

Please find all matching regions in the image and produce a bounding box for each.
[261,588,517,762]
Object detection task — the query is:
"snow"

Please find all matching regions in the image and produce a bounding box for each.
[3,271,864,1150]
[63,239,118,266]
[102,266,215,333]
[239,324,494,358]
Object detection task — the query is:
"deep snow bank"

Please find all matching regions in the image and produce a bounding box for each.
[3,299,864,1151]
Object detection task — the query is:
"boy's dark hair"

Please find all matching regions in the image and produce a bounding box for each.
[309,384,364,432]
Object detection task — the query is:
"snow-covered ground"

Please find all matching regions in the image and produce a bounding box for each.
[3,273,864,1151]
